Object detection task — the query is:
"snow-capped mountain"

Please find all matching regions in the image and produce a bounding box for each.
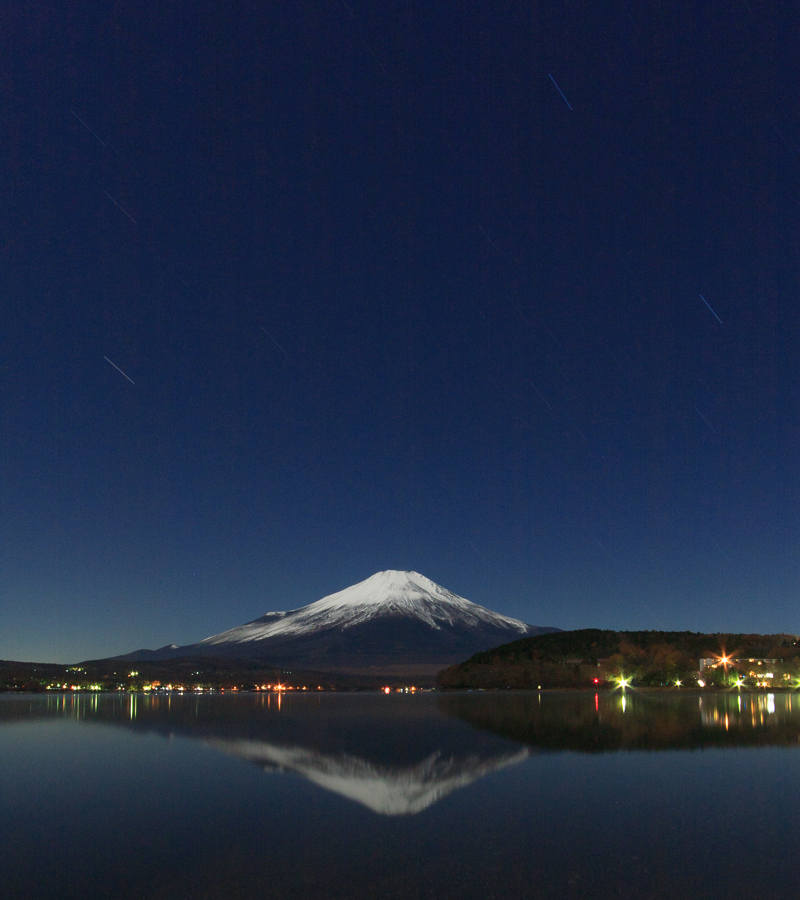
[123,570,558,673]
[200,570,534,646]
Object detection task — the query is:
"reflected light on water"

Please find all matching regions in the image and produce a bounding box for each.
[694,690,793,729]
[6,692,800,900]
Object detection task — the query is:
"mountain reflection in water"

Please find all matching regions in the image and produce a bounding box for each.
[207,739,529,814]
[2,690,800,820]
[0,693,533,815]
[4,690,800,900]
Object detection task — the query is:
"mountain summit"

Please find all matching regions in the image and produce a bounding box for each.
[199,570,534,646]
[123,571,558,676]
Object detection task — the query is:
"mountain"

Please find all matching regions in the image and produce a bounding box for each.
[121,570,558,675]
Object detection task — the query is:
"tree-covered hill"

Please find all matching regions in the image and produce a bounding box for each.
[437,629,800,689]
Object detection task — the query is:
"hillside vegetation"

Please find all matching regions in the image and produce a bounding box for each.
[437,629,800,689]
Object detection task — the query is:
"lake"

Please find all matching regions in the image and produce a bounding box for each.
[2,690,800,899]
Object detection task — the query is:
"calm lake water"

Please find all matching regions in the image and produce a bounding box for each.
[2,690,800,899]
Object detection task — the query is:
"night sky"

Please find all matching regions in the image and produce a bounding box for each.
[2,1,799,663]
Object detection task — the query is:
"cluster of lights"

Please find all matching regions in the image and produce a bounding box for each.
[253,684,321,691]
[46,683,299,693]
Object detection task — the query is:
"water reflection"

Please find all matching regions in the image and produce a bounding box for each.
[3,691,800,900]
[439,690,800,751]
[208,738,528,814]
[0,693,530,815]
[698,692,785,727]
[4,690,800,816]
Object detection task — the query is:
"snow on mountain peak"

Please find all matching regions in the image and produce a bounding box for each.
[198,570,532,647]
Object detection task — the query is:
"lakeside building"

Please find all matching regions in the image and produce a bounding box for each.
[699,657,780,672]
[697,657,798,687]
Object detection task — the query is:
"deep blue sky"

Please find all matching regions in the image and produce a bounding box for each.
[2,1,799,663]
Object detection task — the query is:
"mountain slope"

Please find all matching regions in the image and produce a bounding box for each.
[122,571,558,674]
[199,570,535,645]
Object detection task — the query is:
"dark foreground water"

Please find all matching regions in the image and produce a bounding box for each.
[2,691,800,900]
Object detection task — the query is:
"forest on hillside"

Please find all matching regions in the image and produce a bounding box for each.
[437,629,800,689]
